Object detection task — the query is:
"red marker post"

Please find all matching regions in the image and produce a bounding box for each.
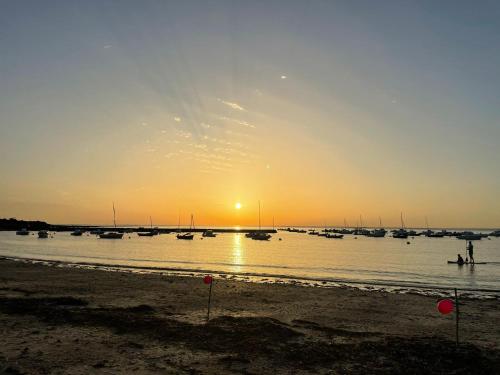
[437,289,459,346]
[204,275,213,322]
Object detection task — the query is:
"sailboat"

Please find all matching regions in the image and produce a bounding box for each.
[354,215,370,236]
[251,201,271,241]
[392,212,408,239]
[138,216,159,236]
[339,219,352,234]
[424,217,444,237]
[367,217,386,237]
[99,203,124,239]
[177,214,194,240]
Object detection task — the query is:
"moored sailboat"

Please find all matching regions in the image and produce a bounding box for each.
[99,203,124,239]
[177,214,194,240]
[138,216,159,236]
[251,201,271,241]
[392,212,408,239]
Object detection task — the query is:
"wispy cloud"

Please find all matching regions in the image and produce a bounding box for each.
[218,99,245,111]
[218,116,255,128]
[175,130,192,138]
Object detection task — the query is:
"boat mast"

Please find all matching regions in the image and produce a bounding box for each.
[379,216,382,228]
[258,200,261,231]
[191,214,195,230]
[150,216,153,229]
[400,212,405,229]
[113,202,116,229]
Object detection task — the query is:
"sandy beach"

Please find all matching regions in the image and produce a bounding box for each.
[0,258,499,374]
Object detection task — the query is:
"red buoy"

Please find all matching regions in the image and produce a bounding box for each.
[203,275,213,285]
[437,299,454,315]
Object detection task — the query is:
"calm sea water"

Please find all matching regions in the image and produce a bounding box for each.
[1,230,499,295]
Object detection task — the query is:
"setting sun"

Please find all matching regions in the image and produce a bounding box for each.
[235,202,242,210]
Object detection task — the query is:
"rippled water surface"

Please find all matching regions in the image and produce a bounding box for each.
[1,230,499,293]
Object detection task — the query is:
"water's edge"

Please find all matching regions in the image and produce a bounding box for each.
[2,255,498,300]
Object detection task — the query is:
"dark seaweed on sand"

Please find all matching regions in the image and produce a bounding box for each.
[0,296,498,374]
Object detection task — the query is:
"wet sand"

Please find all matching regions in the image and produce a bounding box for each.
[0,258,499,374]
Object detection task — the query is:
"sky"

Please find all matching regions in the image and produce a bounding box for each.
[1,0,500,228]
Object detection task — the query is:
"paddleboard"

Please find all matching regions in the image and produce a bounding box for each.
[447,261,487,264]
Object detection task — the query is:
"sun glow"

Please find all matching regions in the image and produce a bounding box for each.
[235,202,242,210]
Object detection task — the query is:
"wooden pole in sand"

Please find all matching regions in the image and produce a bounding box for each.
[203,275,214,322]
[454,288,459,346]
[207,281,213,322]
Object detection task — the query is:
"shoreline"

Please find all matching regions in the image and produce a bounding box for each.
[1,258,499,373]
[2,255,500,300]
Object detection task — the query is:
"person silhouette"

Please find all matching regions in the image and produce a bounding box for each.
[467,241,475,264]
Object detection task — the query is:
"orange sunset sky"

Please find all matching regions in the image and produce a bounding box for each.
[1,2,500,228]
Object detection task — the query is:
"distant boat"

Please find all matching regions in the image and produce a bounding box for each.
[16,228,30,235]
[202,230,217,237]
[177,233,194,240]
[137,231,155,237]
[177,214,194,240]
[393,212,409,239]
[489,230,500,237]
[138,216,159,236]
[338,228,352,234]
[338,219,352,234]
[367,229,386,238]
[427,231,445,238]
[99,203,123,239]
[392,229,408,239]
[71,229,83,236]
[325,233,343,239]
[422,217,444,237]
[367,217,386,237]
[250,201,271,240]
[456,232,483,241]
[308,230,319,235]
[251,232,271,240]
[100,232,124,239]
[38,230,48,238]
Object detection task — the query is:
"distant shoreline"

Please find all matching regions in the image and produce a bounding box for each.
[1,218,498,232]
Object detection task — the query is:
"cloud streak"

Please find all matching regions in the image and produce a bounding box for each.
[218,99,246,111]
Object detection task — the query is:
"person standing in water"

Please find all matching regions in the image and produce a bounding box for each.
[467,241,475,264]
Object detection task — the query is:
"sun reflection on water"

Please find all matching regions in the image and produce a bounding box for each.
[231,233,243,272]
